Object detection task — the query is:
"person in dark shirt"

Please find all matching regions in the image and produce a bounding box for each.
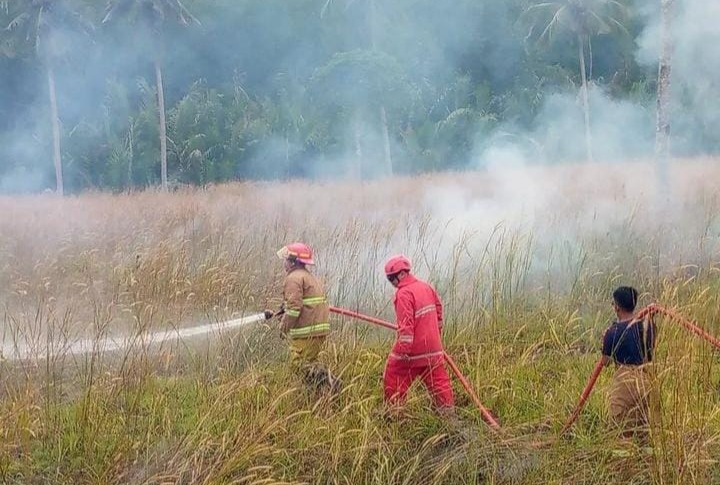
[601,286,656,438]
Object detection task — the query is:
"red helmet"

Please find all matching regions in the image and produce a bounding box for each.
[384,254,411,276]
[277,242,315,265]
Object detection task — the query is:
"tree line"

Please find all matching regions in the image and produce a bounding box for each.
[0,0,685,194]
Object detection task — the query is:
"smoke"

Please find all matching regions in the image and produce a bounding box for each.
[3,1,720,377]
[636,0,720,155]
[537,89,653,162]
[0,0,520,190]
[0,119,52,193]
[0,0,718,193]
[409,0,720,277]
[0,165,46,194]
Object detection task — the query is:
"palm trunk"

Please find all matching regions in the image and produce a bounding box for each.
[285,132,291,177]
[368,0,377,49]
[578,34,593,163]
[285,133,290,164]
[127,123,134,189]
[369,0,393,177]
[47,66,63,196]
[655,0,673,185]
[354,117,363,180]
[155,59,168,191]
[380,105,393,176]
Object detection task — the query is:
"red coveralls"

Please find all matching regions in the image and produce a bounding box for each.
[383,274,454,409]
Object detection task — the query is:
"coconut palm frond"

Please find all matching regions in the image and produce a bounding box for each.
[538,5,566,42]
[6,11,30,30]
[102,0,134,24]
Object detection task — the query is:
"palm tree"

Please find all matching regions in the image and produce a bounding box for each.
[309,49,409,179]
[524,0,629,162]
[655,0,673,187]
[103,0,198,191]
[3,0,91,195]
[321,0,394,176]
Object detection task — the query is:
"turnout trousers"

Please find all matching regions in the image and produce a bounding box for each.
[383,358,454,409]
[288,336,326,374]
[289,336,341,394]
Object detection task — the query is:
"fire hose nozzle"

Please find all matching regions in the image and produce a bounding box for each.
[264,308,285,320]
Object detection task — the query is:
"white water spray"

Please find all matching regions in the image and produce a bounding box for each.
[0,313,267,362]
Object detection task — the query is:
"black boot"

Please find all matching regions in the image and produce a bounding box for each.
[303,364,342,396]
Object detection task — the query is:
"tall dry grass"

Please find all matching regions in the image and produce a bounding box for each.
[1,159,720,483]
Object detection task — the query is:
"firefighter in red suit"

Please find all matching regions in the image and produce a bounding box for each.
[383,255,455,414]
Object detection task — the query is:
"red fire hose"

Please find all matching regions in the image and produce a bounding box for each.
[329,306,397,331]
[561,303,720,434]
[327,303,719,435]
[560,305,656,434]
[442,351,501,429]
[559,357,604,435]
[649,303,720,350]
[329,306,501,431]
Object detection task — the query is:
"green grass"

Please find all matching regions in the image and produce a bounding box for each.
[3,295,720,484]
[2,162,720,483]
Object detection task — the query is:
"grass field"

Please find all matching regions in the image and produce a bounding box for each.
[2,159,720,484]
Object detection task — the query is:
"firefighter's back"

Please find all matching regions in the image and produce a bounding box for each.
[285,268,330,339]
[399,278,443,364]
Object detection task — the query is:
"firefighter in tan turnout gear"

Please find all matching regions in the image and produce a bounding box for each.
[269,242,340,395]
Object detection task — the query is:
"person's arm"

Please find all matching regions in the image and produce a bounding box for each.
[434,289,444,335]
[393,291,415,355]
[601,326,615,367]
[280,277,303,336]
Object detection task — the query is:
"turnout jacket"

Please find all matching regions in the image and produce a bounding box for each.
[390,274,445,367]
[281,267,330,339]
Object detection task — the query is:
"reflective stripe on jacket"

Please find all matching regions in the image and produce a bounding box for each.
[390,274,445,367]
[281,267,330,339]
